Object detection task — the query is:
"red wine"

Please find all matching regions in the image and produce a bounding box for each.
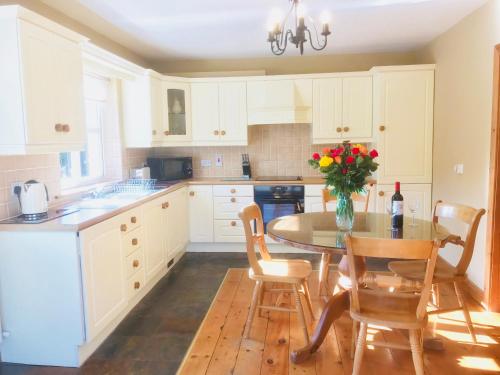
[391,181,404,229]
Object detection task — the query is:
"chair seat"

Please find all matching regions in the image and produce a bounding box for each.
[350,289,427,329]
[249,259,312,283]
[388,256,457,283]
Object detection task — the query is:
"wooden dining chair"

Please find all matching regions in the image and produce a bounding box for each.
[345,234,440,375]
[319,183,374,296]
[239,203,314,344]
[388,200,485,343]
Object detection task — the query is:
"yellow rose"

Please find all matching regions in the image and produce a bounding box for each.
[319,156,334,167]
[359,145,368,155]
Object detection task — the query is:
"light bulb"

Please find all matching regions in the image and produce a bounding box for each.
[320,11,331,24]
[267,7,283,31]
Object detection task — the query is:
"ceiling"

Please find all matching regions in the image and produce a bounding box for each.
[45,0,487,61]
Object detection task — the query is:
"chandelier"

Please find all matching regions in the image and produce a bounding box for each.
[267,0,331,56]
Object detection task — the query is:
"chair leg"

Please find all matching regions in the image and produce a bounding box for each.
[351,320,359,359]
[454,281,477,344]
[352,322,368,375]
[244,280,261,339]
[293,284,309,344]
[432,283,440,307]
[409,329,425,375]
[301,279,314,320]
[319,253,331,296]
[258,281,265,317]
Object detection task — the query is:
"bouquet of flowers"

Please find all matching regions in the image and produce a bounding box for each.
[308,141,379,230]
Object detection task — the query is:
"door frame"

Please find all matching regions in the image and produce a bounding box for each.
[486,44,500,312]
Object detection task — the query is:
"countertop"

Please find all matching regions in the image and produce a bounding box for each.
[0,177,326,233]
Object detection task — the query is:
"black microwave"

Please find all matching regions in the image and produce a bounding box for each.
[147,157,193,181]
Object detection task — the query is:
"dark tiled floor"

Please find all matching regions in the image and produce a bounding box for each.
[0,252,321,375]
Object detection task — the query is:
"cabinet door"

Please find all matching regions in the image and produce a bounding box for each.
[375,184,432,220]
[53,35,85,145]
[191,83,220,142]
[163,81,192,141]
[342,76,372,140]
[150,76,164,142]
[19,21,58,145]
[80,221,127,341]
[219,82,247,144]
[188,185,214,242]
[374,70,434,184]
[165,187,188,259]
[312,78,343,143]
[143,198,167,281]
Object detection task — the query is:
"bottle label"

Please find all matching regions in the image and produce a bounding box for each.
[392,201,403,215]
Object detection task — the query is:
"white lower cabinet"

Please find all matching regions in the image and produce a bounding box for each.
[304,184,375,213]
[188,185,214,242]
[214,219,246,242]
[143,197,168,281]
[165,187,189,258]
[375,184,432,220]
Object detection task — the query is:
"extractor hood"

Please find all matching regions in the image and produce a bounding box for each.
[247,79,312,125]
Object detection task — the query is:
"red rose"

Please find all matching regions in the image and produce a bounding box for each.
[342,168,348,175]
[352,147,360,155]
[312,152,320,160]
[369,149,379,158]
[337,147,344,154]
[346,155,355,164]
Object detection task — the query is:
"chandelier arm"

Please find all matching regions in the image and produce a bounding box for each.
[306,28,328,51]
[272,29,293,55]
[277,1,295,46]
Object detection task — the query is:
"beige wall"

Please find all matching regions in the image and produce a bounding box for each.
[154,52,418,76]
[416,0,500,290]
[0,0,150,67]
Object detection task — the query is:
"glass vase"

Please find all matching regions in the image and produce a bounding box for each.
[336,192,354,231]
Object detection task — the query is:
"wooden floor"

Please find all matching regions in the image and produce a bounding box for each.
[177,269,500,375]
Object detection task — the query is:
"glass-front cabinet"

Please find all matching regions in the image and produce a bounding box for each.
[162,80,192,142]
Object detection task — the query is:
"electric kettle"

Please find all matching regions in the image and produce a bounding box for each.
[14,180,49,215]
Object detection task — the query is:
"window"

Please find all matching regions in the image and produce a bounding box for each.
[60,74,110,188]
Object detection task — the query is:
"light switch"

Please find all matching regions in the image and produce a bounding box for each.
[215,154,223,167]
[201,159,211,167]
[454,164,464,175]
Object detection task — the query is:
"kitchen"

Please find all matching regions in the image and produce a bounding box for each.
[0,1,499,374]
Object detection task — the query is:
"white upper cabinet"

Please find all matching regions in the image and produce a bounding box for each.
[312,75,372,144]
[0,6,87,154]
[191,80,247,145]
[162,80,192,143]
[247,79,312,125]
[373,67,434,184]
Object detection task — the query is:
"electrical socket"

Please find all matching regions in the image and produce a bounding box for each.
[215,154,223,167]
[11,182,22,198]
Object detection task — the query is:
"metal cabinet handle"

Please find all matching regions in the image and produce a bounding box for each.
[214,130,219,136]
[120,224,127,232]
[230,197,236,203]
[134,281,140,289]
[230,188,236,194]
[131,216,137,224]
[132,238,138,246]
[230,221,236,227]
[379,125,386,132]
[54,124,63,132]
[189,191,195,196]
[336,127,342,133]
[343,126,349,132]
[378,191,384,197]
[221,130,226,136]
[133,260,139,268]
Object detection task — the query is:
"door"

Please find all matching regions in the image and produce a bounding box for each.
[191,83,220,142]
[143,198,167,281]
[163,81,192,141]
[312,78,343,143]
[19,21,58,145]
[376,184,432,220]
[374,70,434,183]
[188,185,214,242]
[80,221,127,341]
[219,82,247,143]
[342,76,372,140]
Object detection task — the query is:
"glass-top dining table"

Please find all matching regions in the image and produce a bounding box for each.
[267,212,456,364]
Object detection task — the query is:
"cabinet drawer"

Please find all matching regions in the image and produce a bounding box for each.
[123,227,143,256]
[213,185,254,197]
[213,196,254,219]
[214,219,246,242]
[125,248,144,279]
[118,208,142,233]
[127,268,146,299]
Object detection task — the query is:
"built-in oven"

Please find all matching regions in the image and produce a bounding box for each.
[254,185,305,232]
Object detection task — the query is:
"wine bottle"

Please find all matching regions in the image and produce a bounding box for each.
[391,181,404,229]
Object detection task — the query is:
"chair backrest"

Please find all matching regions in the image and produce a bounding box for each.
[345,234,440,321]
[322,183,374,213]
[238,203,272,276]
[432,200,486,275]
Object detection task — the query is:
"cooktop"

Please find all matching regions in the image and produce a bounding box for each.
[0,207,79,224]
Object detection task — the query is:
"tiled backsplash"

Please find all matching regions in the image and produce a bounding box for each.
[152,124,331,178]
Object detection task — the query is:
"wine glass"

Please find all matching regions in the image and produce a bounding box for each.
[385,201,393,230]
[408,200,420,227]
